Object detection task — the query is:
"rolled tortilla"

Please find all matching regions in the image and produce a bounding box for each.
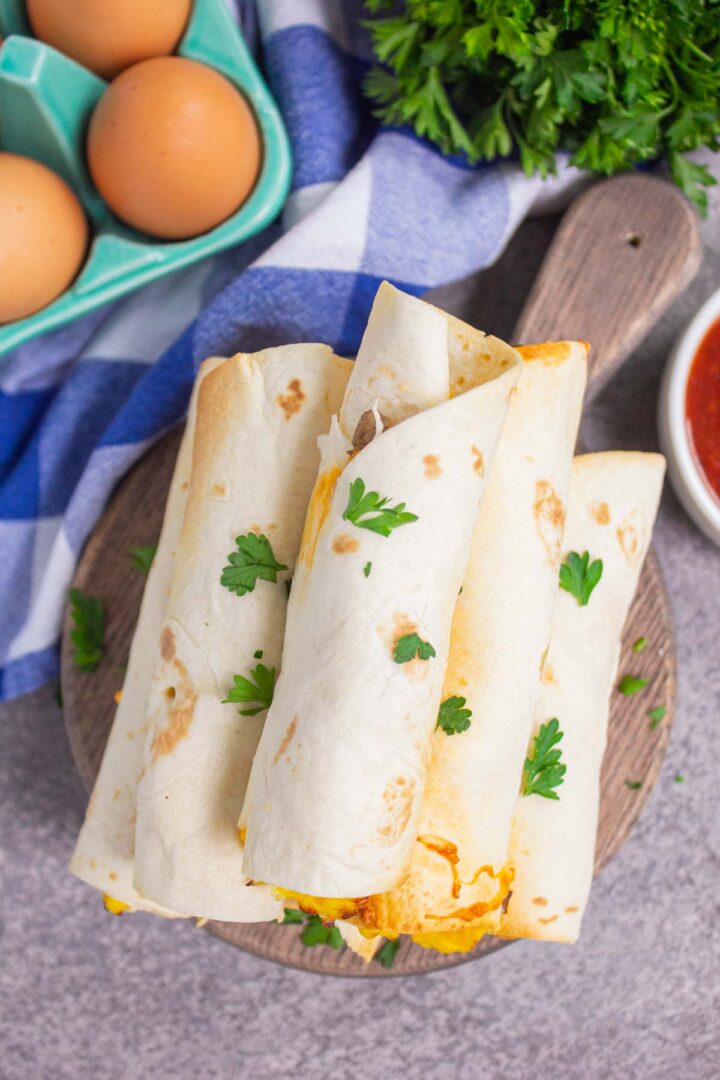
[241,283,522,899]
[69,356,224,916]
[357,341,588,942]
[133,345,352,921]
[500,451,665,943]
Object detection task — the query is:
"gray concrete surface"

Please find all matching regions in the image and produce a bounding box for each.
[2,167,720,1080]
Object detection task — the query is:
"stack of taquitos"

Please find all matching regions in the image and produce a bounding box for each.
[69,281,664,958]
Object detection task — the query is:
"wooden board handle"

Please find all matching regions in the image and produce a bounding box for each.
[513,174,702,397]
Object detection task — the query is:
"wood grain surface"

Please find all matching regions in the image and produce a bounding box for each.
[62,174,697,977]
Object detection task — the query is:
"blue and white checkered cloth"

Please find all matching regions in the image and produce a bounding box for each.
[0,0,583,701]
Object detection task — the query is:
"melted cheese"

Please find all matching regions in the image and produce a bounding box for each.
[102,893,132,916]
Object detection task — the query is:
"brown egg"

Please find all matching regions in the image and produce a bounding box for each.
[87,57,262,241]
[0,153,89,323]
[27,0,192,80]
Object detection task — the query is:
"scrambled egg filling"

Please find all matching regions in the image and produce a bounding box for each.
[411,926,487,953]
[102,893,132,916]
[273,888,361,923]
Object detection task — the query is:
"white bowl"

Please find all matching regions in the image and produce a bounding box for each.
[659,285,720,547]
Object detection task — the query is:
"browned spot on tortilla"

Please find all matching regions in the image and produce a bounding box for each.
[273,716,298,765]
[471,445,484,476]
[517,342,571,364]
[591,500,611,525]
[539,915,559,925]
[376,776,415,845]
[533,480,565,565]
[126,731,135,740]
[160,626,175,662]
[181,480,189,491]
[423,454,442,479]
[109,872,117,881]
[112,788,121,802]
[617,519,641,566]
[211,482,226,497]
[90,859,97,870]
[539,645,549,673]
[276,378,305,419]
[565,905,579,913]
[298,466,342,571]
[542,663,557,685]
[532,897,548,906]
[332,533,359,554]
[151,655,197,761]
[369,364,398,384]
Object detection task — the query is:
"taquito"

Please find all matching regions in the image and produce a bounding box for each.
[500,451,665,943]
[133,345,352,920]
[357,341,588,946]
[69,356,223,915]
[242,283,522,899]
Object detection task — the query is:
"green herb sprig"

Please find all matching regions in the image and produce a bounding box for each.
[281,909,344,949]
[522,718,566,800]
[129,545,157,576]
[222,663,277,716]
[69,589,105,672]
[559,551,603,606]
[343,478,418,537]
[375,938,401,968]
[437,695,472,735]
[364,0,719,214]
[619,674,648,696]
[648,706,667,730]
[394,632,436,663]
[221,534,287,597]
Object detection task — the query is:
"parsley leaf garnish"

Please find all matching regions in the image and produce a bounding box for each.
[674,773,684,784]
[281,908,344,949]
[129,544,156,576]
[625,780,642,791]
[632,637,648,653]
[522,718,566,800]
[619,675,649,696]
[559,551,603,606]
[69,589,105,672]
[281,907,305,925]
[300,915,344,949]
[342,477,418,537]
[221,533,287,597]
[394,632,436,664]
[375,938,401,969]
[363,561,373,578]
[222,663,277,716]
[437,695,472,735]
[648,706,667,730]
[253,649,263,660]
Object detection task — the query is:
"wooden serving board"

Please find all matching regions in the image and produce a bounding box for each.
[62,174,699,977]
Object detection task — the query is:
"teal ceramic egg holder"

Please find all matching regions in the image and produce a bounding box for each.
[0,0,292,356]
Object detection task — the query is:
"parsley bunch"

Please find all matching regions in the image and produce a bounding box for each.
[364,0,719,213]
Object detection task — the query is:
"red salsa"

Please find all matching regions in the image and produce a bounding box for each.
[686,316,720,502]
